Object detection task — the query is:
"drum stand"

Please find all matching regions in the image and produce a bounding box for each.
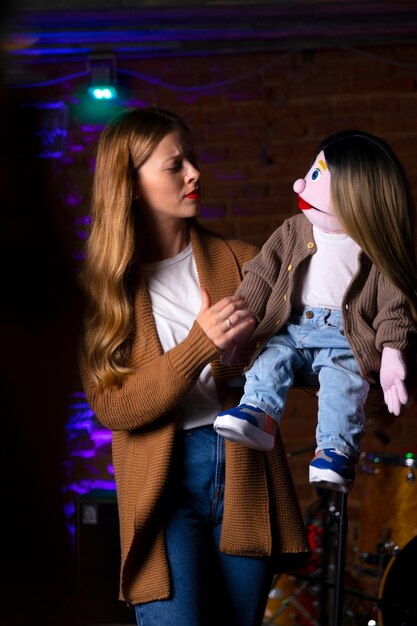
[297,484,349,626]
[288,375,350,626]
[320,489,349,626]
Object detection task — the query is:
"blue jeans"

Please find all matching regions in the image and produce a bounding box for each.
[134,425,273,626]
[241,307,369,460]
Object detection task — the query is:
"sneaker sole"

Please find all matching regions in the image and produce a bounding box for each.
[309,467,353,493]
[214,415,275,451]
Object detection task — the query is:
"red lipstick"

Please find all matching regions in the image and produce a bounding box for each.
[185,188,200,200]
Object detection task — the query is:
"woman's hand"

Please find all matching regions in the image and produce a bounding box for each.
[196,287,256,353]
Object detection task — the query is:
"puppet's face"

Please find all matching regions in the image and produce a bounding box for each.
[293,151,344,233]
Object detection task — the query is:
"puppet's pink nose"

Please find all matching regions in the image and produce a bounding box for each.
[293,178,305,194]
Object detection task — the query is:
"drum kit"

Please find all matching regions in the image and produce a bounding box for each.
[263,450,417,626]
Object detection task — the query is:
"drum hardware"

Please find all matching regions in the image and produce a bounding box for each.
[293,570,380,604]
[356,550,394,565]
[357,537,402,625]
[263,452,354,625]
[263,575,320,626]
[354,451,417,577]
[264,470,417,626]
[333,490,349,626]
[405,469,415,482]
[353,563,382,579]
[300,487,350,626]
[376,534,417,626]
[354,536,399,573]
[376,540,400,558]
[373,532,400,577]
[352,451,417,626]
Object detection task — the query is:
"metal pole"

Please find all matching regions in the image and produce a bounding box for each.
[333,491,348,626]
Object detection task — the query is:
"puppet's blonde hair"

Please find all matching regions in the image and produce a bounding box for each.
[320,130,417,324]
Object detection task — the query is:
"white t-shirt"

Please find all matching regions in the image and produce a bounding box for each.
[293,225,361,311]
[143,243,221,429]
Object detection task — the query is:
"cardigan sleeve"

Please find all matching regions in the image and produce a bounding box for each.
[236,222,289,321]
[80,321,221,432]
[373,272,417,352]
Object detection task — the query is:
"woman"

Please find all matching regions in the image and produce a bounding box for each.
[79,106,309,626]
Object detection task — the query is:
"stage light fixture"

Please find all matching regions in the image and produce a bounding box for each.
[87,55,118,100]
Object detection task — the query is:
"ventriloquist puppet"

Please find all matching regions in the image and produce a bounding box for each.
[214,129,417,493]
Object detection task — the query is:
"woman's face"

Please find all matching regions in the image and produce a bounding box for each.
[135,130,201,220]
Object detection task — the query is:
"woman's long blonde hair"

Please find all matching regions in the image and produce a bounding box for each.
[80,107,191,390]
[319,130,417,324]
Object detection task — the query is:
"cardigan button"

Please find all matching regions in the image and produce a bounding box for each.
[307,241,315,249]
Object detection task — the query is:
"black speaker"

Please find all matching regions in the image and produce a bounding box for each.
[76,489,136,624]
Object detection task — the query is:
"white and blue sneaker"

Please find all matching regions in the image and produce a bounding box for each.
[214,403,278,451]
[309,448,355,493]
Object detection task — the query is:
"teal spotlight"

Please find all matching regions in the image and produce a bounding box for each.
[88,86,118,100]
[87,55,118,101]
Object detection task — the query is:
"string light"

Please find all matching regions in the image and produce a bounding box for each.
[11,46,417,95]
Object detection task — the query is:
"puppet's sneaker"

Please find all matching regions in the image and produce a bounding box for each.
[214,403,277,451]
[309,448,355,493]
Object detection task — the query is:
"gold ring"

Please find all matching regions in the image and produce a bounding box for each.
[227,317,233,328]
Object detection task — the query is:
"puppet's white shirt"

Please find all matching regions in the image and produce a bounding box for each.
[293,225,361,311]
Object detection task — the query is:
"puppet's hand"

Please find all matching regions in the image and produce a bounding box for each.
[380,346,408,416]
[220,320,255,366]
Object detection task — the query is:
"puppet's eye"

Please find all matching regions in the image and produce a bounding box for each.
[311,168,322,181]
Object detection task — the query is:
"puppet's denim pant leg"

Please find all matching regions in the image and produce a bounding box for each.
[241,307,369,461]
[135,425,273,626]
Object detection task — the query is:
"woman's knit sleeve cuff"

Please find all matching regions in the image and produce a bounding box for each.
[167,321,220,380]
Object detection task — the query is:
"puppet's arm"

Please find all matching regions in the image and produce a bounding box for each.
[380,346,408,415]
[221,223,288,365]
[374,272,415,415]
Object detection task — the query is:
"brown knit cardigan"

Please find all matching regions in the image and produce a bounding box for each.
[79,223,310,605]
[237,214,417,384]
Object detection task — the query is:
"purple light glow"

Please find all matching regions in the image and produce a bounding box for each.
[63,191,83,207]
[69,144,85,153]
[91,429,113,446]
[80,124,105,132]
[64,390,115,540]
[12,47,91,57]
[71,449,96,459]
[75,215,91,225]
